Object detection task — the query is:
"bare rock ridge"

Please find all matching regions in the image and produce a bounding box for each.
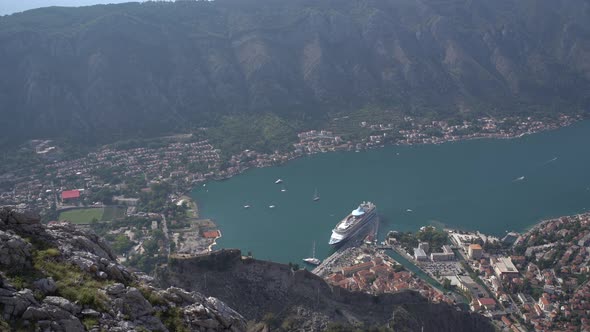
[0,207,246,331]
[157,250,495,332]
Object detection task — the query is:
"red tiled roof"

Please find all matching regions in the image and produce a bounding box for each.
[202,230,220,238]
[478,298,496,306]
[61,190,80,200]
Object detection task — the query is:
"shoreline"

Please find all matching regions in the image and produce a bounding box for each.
[185,117,585,242]
[190,116,582,189]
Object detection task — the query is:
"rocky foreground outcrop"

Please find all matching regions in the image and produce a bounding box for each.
[158,250,495,332]
[0,207,246,331]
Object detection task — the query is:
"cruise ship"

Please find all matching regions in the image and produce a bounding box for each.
[329,202,377,246]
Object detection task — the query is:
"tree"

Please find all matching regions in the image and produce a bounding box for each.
[442,278,452,290]
[112,234,134,255]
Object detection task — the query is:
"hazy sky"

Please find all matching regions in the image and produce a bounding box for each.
[0,0,137,16]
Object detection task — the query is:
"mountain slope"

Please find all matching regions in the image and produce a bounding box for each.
[1,0,589,144]
[157,250,495,332]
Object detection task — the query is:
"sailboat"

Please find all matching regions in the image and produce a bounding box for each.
[303,241,321,265]
[313,188,320,201]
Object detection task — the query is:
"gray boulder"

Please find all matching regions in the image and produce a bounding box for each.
[33,277,57,294]
[23,304,84,332]
[0,230,32,271]
[0,288,38,319]
[43,296,81,315]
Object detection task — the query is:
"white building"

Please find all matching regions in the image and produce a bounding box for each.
[431,245,455,261]
[414,248,428,261]
[492,257,519,280]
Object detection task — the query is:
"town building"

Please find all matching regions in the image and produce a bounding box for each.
[414,248,428,261]
[418,242,430,253]
[578,233,590,247]
[457,275,487,298]
[477,297,497,310]
[431,245,454,261]
[61,189,80,203]
[114,196,139,206]
[538,296,553,312]
[468,244,483,260]
[341,261,374,276]
[492,257,519,280]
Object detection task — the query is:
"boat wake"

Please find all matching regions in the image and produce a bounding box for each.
[541,156,558,166]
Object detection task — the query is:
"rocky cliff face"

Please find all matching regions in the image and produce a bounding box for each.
[0,207,246,331]
[157,250,494,332]
[1,0,589,144]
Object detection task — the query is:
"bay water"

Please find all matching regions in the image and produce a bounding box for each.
[193,121,590,264]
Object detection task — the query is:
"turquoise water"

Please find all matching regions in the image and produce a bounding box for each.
[193,121,590,264]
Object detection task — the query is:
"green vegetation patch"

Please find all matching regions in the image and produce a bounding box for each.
[33,248,110,311]
[101,206,126,221]
[58,208,104,224]
[209,113,298,157]
[156,306,189,332]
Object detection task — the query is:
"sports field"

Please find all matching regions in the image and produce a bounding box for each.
[59,208,103,224]
[102,206,126,220]
[58,206,126,224]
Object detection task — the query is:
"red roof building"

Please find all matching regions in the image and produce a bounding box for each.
[478,297,497,310]
[61,190,80,201]
[202,230,220,239]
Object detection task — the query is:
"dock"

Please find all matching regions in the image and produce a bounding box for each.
[312,218,378,277]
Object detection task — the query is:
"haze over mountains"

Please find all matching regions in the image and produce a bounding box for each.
[0,0,589,145]
[0,0,131,16]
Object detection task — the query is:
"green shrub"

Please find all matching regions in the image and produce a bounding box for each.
[10,276,26,290]
[32,249,109,311]
[159,307,188,332]
[138,286,167,307]
[82,317,98,331]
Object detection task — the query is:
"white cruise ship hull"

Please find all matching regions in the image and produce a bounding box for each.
[329,202,377,246]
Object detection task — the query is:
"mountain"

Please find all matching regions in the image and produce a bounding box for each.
[157,250,494,332]
[0,207,494,331]
[0,207,247,331]
[1,0,589,145]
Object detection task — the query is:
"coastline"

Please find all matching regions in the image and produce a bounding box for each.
[185,117,585,239]
[194,115,582,187]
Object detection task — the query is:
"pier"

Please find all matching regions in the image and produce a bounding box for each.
[312,220,378,277]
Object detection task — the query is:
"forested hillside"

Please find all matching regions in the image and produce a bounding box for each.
[1,0,589,145]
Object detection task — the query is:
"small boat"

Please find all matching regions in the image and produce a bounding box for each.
[406,209,413,212]
[203,184,206,187]
[275,179,283,184]
[313,188,320,202]
[303,241,321,265]
[513,176,525,182]
[281,185,287,192]
[269,205,276,209]
[243,205,251,209]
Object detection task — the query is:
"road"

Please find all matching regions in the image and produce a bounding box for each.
[161,213,170,256]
